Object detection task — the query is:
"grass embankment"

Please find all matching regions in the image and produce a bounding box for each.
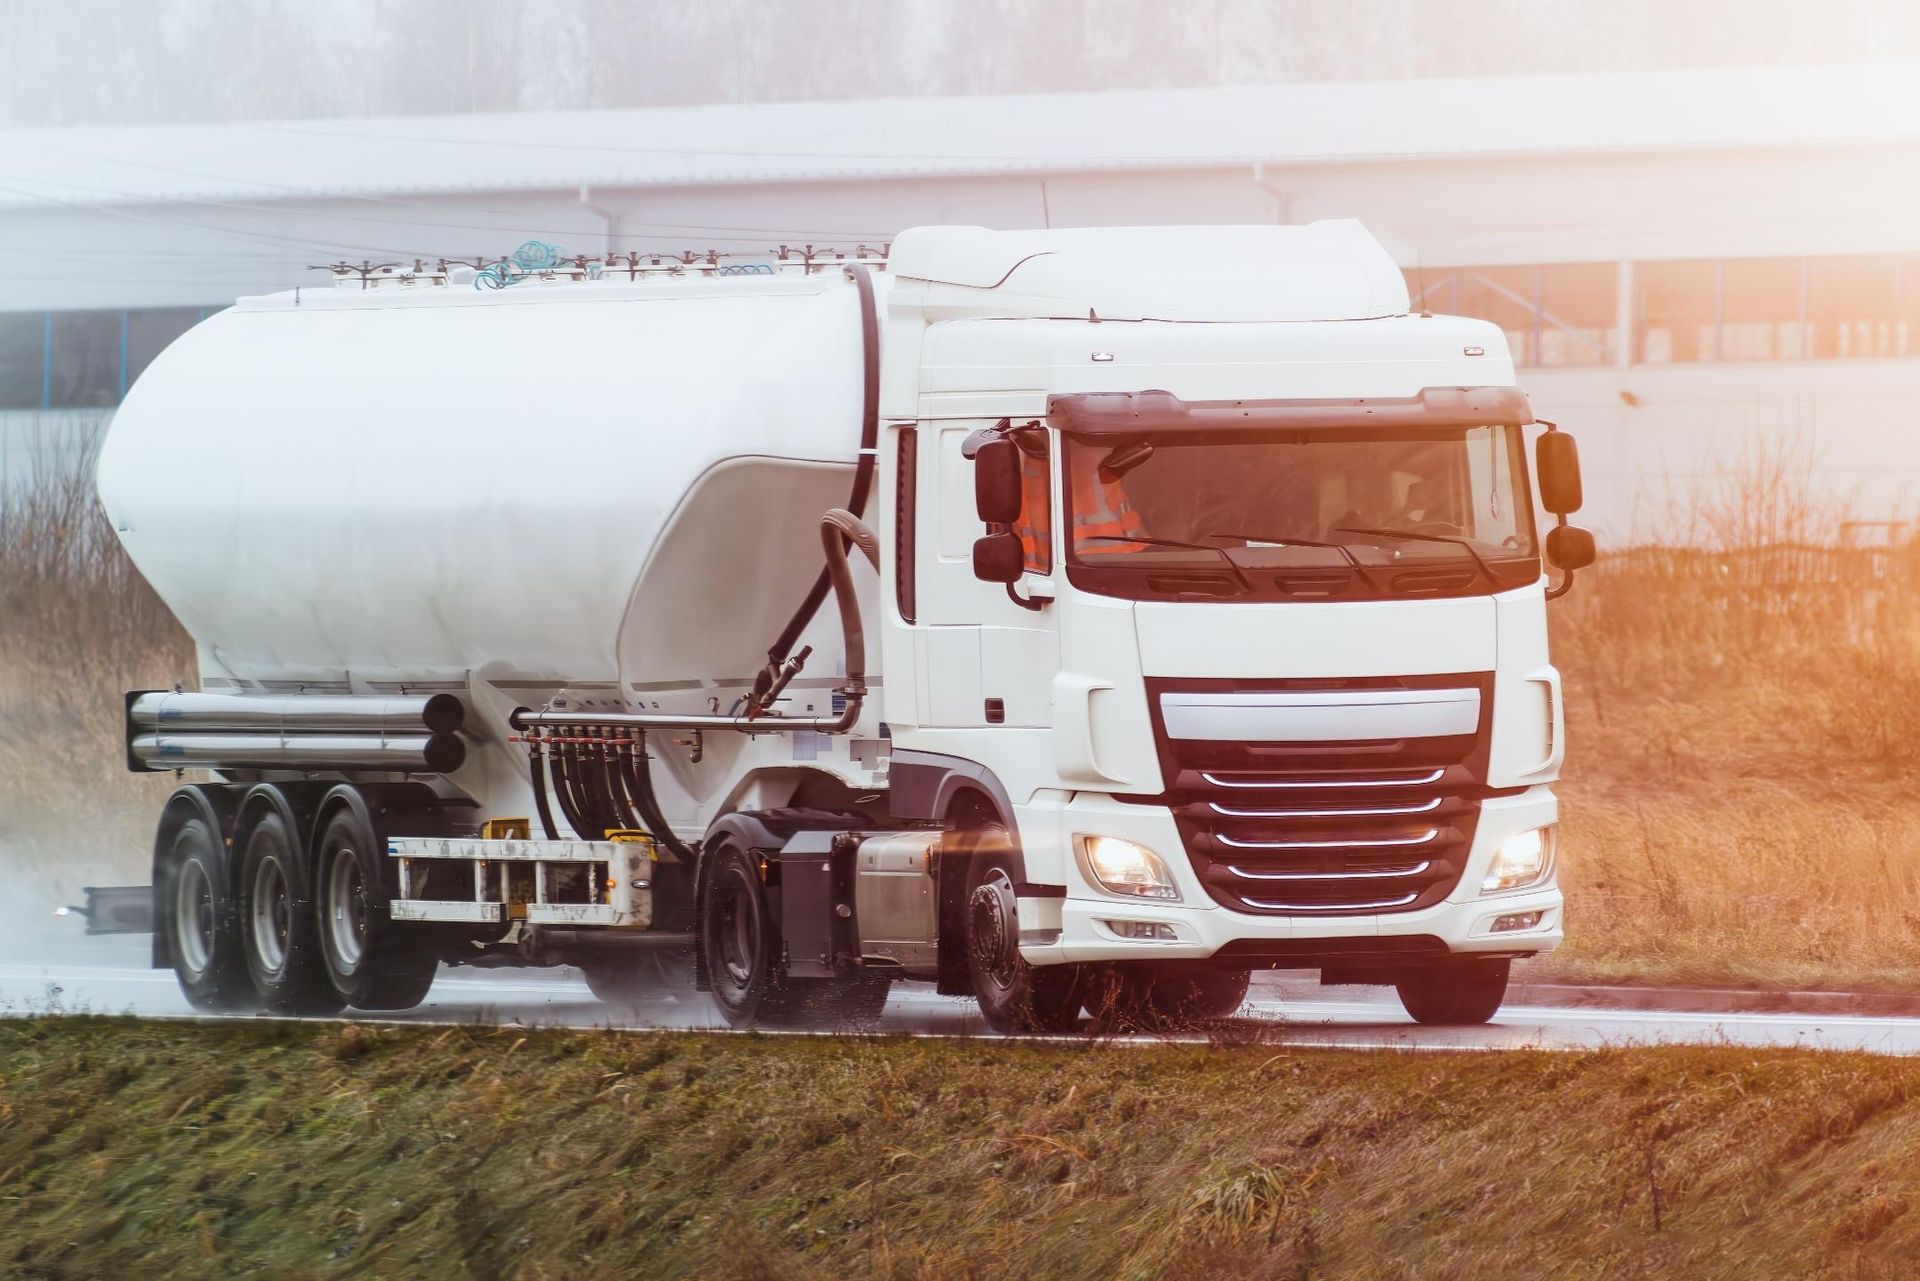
[5,1018,1920,1280]
[5,424,1920,992]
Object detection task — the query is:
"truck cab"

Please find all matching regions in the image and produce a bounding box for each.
[870,225,1587,1028]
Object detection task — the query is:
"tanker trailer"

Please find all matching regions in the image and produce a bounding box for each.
[99,223,1595,1030]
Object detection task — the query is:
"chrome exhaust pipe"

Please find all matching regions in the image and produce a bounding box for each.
[128,691,464,735]
[128,732,466,774]
[124,691,467,774]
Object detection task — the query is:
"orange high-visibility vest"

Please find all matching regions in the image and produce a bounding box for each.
[1013,452,1052,570]
[1072,468,1147,553]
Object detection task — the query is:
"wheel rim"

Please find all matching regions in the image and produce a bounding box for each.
[174,857,215,977]
[967,867,1021,995]
[324,846,367,972]
[249,854,291,976]
[712,864,759,991]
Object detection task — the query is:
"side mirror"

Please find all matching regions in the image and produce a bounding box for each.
[972,531,1025,584]
[1546,524,1596,572]
[1535,431,1584,516]
[973,438,1023,525]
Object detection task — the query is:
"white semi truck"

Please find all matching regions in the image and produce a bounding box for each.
[99,223,1595,1031]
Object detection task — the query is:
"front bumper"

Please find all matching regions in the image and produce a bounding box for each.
[1014,786,1563,968]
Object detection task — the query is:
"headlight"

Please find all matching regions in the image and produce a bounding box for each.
[1482,825,1557,895]
[1076,834,1181,901]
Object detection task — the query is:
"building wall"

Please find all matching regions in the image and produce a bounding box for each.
[8,0,1919,129]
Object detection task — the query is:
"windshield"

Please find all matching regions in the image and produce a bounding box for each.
[1061,425,1539,602]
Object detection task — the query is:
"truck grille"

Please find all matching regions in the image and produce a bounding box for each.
[1143,676,1492,916]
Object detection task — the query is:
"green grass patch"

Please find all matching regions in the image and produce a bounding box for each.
[5,1018,1920,1278]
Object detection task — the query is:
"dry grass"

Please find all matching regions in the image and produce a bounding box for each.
[6,1018,1920,1279]
[0,419,193,904]
[1,425,1917,990]
[1543,439,1920,990]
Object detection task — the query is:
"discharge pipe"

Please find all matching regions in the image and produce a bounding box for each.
[511,509,877,737]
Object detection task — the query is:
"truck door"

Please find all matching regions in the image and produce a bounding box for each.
[913,420,1060,728]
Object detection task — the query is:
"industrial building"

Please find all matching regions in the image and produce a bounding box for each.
[4,12,1917,541]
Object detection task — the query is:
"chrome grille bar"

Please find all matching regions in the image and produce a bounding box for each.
[1239,891,1422,912]
[1209,797,1444,819]
[1216,828,1440,851]
[1200,768,1447,790]
[1224,860,1432,881]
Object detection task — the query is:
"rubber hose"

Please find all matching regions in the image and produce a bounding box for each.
[528,739,560,841]
[762,260,881,677]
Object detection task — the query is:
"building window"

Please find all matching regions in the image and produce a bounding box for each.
[47,311,122,408]
[0,306,215,410]
[1807,255,1911,360]
[1638,254,1919,364]
[126,308,205,387]
[1412,264,1616,367]
[1721,258,1804,361]
[1536,264,1616,367]
[0,314,44,409]
[1636,260,1718,364]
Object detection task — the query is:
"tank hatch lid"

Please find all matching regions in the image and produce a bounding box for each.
[887,221,1410,322]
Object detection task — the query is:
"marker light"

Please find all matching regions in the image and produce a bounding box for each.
[1482,826,1557,895]
[1077,835,1181,901]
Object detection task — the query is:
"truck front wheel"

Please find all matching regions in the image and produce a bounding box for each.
[964,844,1082,1034]
[1396,957,1510,1026]
[161,815,257,1013]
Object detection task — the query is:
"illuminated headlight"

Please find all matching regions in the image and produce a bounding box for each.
[1076,835,1181,901]
[1481,825,1557,895]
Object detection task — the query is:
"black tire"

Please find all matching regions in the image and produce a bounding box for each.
[161,815,258,1014]
[697,840,893,1029]
[239,810,344,1016]
[1085,965,1252,1031]
[700,839,779,1026]
[1396,957,1510,1026]
[962,834,1082,1034]
[313,807,438,1011]
[579,949,697,1005]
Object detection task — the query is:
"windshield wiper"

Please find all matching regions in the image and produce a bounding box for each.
[1332,525,1502,591]
[1206,530,1385,594]
[1077,535,1252,592]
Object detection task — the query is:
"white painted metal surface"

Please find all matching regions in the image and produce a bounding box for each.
[1159,688,1481,742]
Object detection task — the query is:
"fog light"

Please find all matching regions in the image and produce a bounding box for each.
[1490,910,1544,933]
[1106,920,1177,941]
[1076,835,1181,901]
[1482,826,1557,895]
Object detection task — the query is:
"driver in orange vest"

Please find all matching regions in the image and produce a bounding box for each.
[1071,458,1149,555]
[1014,447,1150,565]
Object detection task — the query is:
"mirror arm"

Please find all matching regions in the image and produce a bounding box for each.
[1544,512,1576,600]
[1005,582,1047,612]
[961,418,1013,459]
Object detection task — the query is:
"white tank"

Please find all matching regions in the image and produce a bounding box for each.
[98,272,873,697]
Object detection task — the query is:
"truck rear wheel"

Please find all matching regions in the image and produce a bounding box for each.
[314,808,438,1011]
[162,815,257,1013]
[700,839,777,1026]
[1396,957,1510,1026]
[240,810,343,1016]
[964,842,1082,1034]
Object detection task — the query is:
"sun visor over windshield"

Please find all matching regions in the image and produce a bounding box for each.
[1048,386,1534,436]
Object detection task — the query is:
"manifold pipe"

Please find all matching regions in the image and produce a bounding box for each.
[510,509,878,737]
